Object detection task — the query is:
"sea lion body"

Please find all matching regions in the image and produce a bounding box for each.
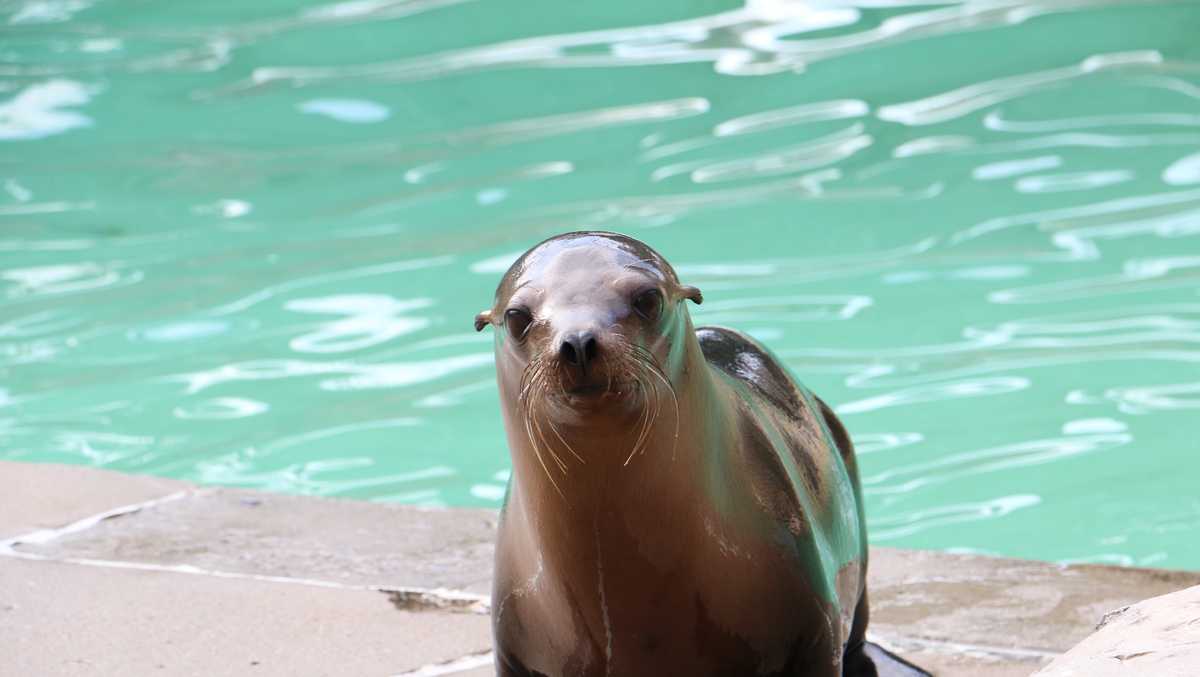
[476,232,925,677]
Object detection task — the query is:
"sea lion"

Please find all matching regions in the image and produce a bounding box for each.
[475,232,928,677]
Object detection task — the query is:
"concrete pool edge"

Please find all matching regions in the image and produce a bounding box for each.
[2,460,1197,676]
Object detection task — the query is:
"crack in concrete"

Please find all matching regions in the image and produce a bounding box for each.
[0,490,491,615]
[869,631,1060,662]
[391,650,494,676]
[2,548,491,614]
[0,489,198,552]
[384,588,490,614]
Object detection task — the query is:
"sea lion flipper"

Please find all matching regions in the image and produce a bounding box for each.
[854,641,934,677]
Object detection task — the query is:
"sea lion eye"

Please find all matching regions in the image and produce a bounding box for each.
[505,308,533,341]
[632,289,663,320]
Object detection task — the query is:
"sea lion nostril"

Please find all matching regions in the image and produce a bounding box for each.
[559,332,597,369]
[560,340,579,365]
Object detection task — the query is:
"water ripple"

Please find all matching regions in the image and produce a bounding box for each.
[836,377,1030,415]
[228,1,1139,89]
[878,51,1165,126]
[862,432,1130,495]
[869,494,1042,541]
[285,295,432,354]
[1164,151,1200,185]
[5,0,1200,567]
[0,79,97,141]
[1,263,142,302]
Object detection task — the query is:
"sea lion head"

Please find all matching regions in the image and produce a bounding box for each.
[475,231,702,424]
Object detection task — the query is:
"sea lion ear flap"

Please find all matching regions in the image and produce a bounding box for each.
[474,310,493,332]
[681,285,703,305]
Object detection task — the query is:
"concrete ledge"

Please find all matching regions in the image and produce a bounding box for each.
[2,461,1198,676]
[0,460,187,540]
[0,556,491,677]
[1033,584,1200,676]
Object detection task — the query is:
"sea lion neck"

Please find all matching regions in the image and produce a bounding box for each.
[506,337,723,590]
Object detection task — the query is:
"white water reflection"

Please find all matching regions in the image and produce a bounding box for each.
[319,353,493,390]
[0,310,83,338]
[971,155,1062,180]
[984,110,1200,133]
[172,353,493,393]
[255,417,421,456]
[696,294,872,323]
[286,295,432,353]
[869,494,1041,541]
[851,432,924,455]
[470,483,506,501]
[1014,169,1133,194]
[785,304,1200,389]
[414,379,495,408]
[193,198,252,218]
[0,79,96,140]
[669,123,874,184]
[299,98,390,123]
[1070,382,1200,415]
[174,397,269,420]
[991,256,1200,303]
[133,320,231,343]
[6,0,95,24]
[47,430,156,465]
[862,432,1130,495]
[198,459,456,496]
[234,1,1152,89]
[714,99,869,137]
[951,186,1200,257]
[835,377,1030,415]
[2,263,141,300]
[209,255,453,315]
[1061,418,1127,434]
[878,51,1164,126]
[1164,151,1200,185]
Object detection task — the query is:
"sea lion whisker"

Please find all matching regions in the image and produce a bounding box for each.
[633,350,674,459]
[527,368,567,473]
[644,374,662,457]
[547,419,586,465]
[625,374,655,466]
[640,356,680,460]
[532,411,568,474]
[523,398,564,498]
[518,360,546,408]
[623,378,646,466]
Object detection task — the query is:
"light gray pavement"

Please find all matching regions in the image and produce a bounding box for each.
[1,460,188,541]
[2,460,1198,676]
[1033,583,1200,676]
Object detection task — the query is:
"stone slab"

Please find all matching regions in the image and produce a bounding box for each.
[0,555,491,677]
[1034,584,1200,676]
[15,487,498,595]
[0,460,189,540]
[866,548,1200,674]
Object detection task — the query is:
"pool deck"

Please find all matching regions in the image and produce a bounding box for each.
[3,461,1198,677]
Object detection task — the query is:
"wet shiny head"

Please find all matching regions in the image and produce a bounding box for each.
[475,232,701,423]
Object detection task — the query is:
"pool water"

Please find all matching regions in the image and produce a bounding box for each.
[3,0,1199,569]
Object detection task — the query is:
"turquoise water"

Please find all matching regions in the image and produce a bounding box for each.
[3,0,1199,569]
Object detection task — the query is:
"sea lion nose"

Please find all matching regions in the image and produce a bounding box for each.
[559,331,599,371]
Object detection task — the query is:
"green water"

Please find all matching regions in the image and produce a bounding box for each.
[3,0,1199,569]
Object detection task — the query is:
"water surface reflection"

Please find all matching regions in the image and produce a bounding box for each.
[3,0,1199,568]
